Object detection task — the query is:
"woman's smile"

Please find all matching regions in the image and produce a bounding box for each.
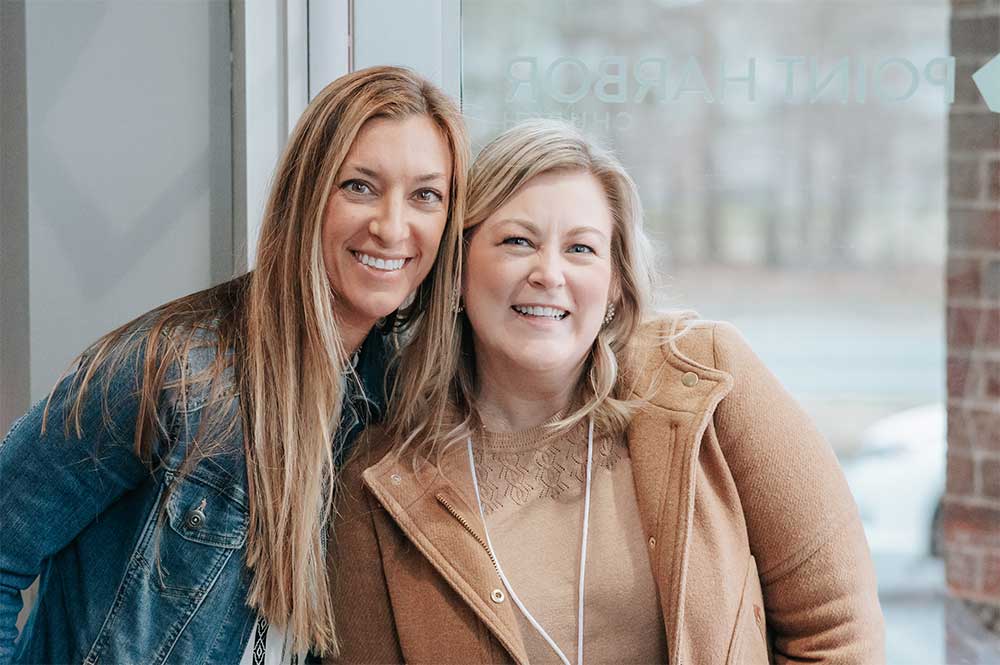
[350,250,412,276]
[510,304,571,323]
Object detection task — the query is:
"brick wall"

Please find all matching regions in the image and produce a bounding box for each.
[946,0,1000,660]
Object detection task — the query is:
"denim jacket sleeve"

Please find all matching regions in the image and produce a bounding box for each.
[0,338,173,663]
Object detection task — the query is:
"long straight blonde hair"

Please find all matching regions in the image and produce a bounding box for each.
[388,119,655,460]
[44,66,468,655]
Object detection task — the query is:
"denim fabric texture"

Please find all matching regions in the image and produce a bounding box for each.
[0,325,390,665]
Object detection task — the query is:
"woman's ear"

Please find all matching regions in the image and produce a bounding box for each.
[459,225,480,297]
[460,250,469,298]
[609,275,623,307]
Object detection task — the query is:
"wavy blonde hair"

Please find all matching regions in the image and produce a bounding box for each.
[44,66,468,655]
[388,119,655,460]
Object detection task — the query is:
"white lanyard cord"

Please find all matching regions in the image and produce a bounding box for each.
[466,417,594,665]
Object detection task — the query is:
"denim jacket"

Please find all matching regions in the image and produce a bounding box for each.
[0,325,390,665]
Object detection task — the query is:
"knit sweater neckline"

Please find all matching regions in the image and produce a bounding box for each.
[475,409,586,453]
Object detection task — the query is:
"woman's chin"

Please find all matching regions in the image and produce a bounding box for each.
[499,346,581,377]
[338,295,407,328]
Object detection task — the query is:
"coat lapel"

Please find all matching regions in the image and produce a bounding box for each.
[362,448,531,664]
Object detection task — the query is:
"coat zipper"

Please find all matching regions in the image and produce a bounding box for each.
[435,493,503,579]
[433,491,530,664]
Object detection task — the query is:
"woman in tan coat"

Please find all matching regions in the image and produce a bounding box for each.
[327,119,885,664]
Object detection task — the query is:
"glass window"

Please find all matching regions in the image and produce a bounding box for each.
[462,2,948,660]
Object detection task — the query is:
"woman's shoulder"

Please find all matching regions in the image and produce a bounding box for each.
[340,424,395,476]
[76,308,240,425]
[629,311,751,374]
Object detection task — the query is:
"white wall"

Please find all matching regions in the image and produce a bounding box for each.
[24,1,232,400]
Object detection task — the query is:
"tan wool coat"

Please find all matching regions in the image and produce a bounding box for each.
[326,316,886,664]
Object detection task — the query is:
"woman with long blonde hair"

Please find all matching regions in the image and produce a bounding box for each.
[328,119,884,664]
[0,66,468,665]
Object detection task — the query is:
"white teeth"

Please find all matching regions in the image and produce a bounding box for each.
[355,252,405,271]
[513,305,568,319]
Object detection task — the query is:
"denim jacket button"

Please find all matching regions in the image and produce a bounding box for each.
[185,509,205,529]
[185,499,207,529]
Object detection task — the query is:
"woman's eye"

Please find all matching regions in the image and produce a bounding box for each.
[342,180,372,195]
[569,244,595,254]
[415,188,443,203]
[502,236,532,248]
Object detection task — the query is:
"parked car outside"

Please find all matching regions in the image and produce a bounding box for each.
[841,403,945,559]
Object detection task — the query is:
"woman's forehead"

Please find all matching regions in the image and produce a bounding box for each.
[484,171,613,233]
[344,115,453,180]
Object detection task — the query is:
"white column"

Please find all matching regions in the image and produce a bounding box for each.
[308,0,352,98]
[232,0,350,271]
[352,0,462,99]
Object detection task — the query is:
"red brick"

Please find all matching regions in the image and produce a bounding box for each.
[984,554,1000,596]
[948,209,1000,250]
[954,408,1000,454]
[956,61,991,108]
[948,257,982,297]
[947,406,1000,453]
[950,357,974,397]
[951,0,1000,9]
[949,306,978,348]
[947,546,981,594]
[985,362,1000,399]
[949,112,1000,153]
[944,501,1000,548]
[950,158,981,201]
[949,452,978,496]
[971,411,1000,454]
[951,16,1000,57]
[950,406,975,450]
[947,306,1000,349]
[978,310,996,347]
[990,160,1000,202]
[984,260,1000,299]
[983,459,1000,500]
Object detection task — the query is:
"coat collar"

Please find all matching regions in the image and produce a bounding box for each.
[363,318,734,664]
[624,321,734,665]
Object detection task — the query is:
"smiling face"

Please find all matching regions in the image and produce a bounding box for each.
[464,170,616,384]
[322,114,452,343]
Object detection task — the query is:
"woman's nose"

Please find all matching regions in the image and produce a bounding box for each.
[527,248,566,290]
[368,195,409,246]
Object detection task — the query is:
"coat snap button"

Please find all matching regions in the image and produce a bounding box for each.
[390,473,402,485]
[185,499,207,530]
[681,372,698,387]
[647,536,656,549]
[491,589,505,603]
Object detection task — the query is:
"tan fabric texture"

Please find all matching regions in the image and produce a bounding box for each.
[326,316,886,665]
[472,418,668,664]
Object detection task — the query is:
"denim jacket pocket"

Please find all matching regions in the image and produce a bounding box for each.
[154,473,248,597]
[84,473,250,665]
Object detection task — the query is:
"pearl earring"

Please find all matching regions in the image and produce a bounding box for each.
[603,302,616,325]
